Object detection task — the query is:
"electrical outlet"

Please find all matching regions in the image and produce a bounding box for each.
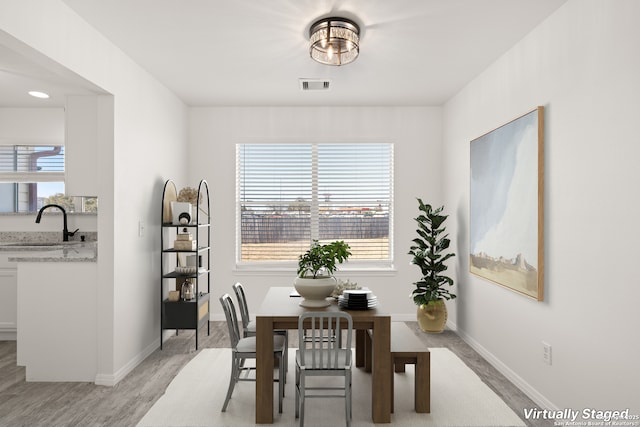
[138,221,145,237]
[542,342,552,365]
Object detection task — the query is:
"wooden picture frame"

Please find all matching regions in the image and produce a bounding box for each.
[469,107,544,301]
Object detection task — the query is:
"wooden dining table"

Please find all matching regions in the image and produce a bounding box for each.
[255,286,392,424]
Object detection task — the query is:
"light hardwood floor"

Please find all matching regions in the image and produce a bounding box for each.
[0,322,552,426]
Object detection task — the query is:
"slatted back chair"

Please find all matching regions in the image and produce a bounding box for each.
[232,282,289,371]
[232,282,253,337]
[295,311,353,427]
[219,293,286,413]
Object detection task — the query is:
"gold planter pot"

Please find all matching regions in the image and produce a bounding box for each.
[417,300,447,333]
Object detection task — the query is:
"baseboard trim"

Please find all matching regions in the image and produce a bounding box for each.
[94,337,160,387]
[456,327,558,411]
[390,313,416,322]
[0,330,16,340]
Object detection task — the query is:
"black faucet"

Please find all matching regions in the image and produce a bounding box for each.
[35,204,79,242]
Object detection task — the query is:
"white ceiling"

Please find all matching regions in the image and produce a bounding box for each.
[1,0,567,108]
[0,43,100,108]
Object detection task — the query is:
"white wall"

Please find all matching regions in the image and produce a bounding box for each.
[0,108,64,144]
[0,0,187,384]
[188,106,443,319]
[443,0,639,413]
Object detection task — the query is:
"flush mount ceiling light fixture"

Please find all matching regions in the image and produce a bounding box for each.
[309,17,360,66]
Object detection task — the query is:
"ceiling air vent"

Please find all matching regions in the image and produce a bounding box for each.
[299,79,331,91]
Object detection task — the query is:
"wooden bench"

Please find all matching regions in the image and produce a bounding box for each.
[362,322,430,413]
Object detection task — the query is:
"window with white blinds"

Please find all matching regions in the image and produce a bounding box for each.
[0,144,97,213]
[0,145,64,182]
[0,145,64,213]
[237,143,393,266]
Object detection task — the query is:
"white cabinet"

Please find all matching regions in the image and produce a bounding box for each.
[64,95,113,196]
[0,254,17,340]
[16,261,98,381]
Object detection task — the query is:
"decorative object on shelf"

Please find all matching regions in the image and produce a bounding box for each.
[174,232,196,251]
[309,17,360,66]
[177,186,199,208]
[171,202,192,225]
[168,290,180,302]
[294,240,351,307]
[175,277,188,292]
[470,106,545,301]
[178,212,191,225]
[409,199,456,333]
[175,266,197,274]
[181,279,195,301]
[174,241,196,251]
[162,183,177,223]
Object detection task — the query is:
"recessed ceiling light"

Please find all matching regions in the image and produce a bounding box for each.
[28,91,50,99]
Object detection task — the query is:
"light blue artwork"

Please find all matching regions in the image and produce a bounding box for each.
[470,107,544,300]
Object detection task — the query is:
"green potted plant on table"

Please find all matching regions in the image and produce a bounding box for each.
[408,198,456,333]
[295,240,351,307]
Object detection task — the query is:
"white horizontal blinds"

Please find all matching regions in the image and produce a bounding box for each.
[239,144,312,261]
[238,143,393,263]
[318,144,392,260]
[0,145,65,182]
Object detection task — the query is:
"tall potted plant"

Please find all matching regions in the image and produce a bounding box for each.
[295,240,351,307]
[408,199,456,333]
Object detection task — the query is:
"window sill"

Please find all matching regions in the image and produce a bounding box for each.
[233,264,397,276]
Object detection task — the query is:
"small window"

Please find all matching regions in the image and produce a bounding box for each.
[0,145,97,213]
[237,143,393,267]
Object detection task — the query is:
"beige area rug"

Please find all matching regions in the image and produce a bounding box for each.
[137,348,525,427]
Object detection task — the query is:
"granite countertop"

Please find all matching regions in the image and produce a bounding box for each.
[0,241,97,262]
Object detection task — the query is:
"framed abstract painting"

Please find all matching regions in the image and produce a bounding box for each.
[469,106,544,301]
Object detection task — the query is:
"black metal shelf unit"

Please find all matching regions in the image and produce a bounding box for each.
[160,179,211,350]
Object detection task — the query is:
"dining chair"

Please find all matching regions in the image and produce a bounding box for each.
[295,311,353,427]
[232,282,288,370]
[219,293,286,413]
[302,324,340,347]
